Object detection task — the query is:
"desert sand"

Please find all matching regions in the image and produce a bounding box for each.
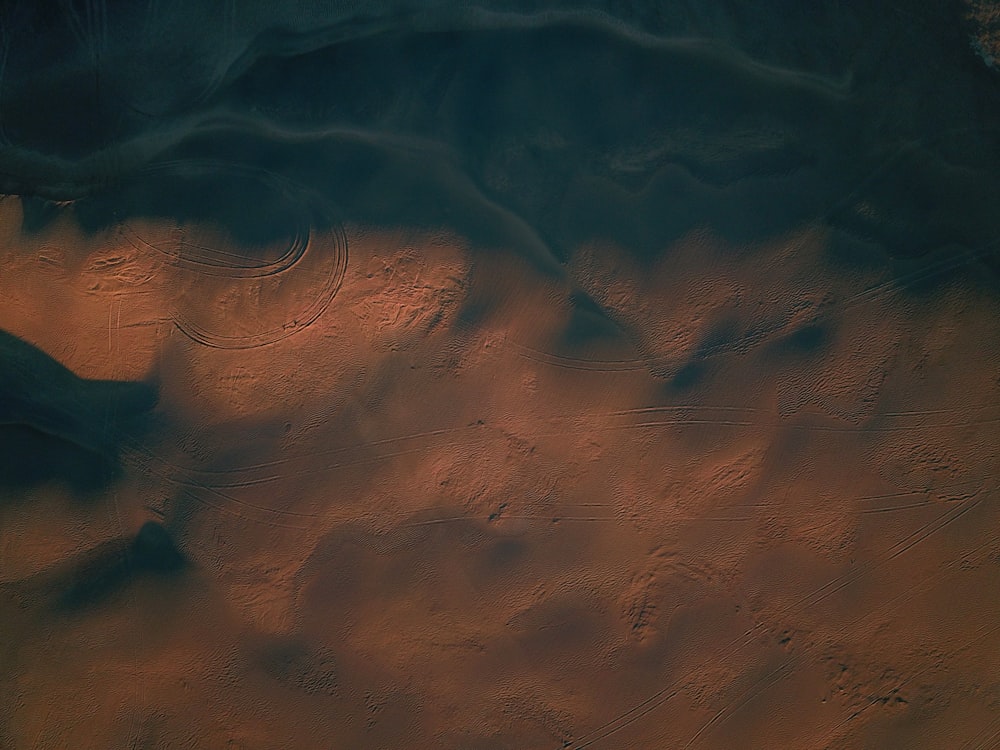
[2,2,1000,748]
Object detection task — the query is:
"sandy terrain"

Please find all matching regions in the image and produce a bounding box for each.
[2,2,1000,748]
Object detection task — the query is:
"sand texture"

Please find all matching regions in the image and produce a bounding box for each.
[2,1,1000,748]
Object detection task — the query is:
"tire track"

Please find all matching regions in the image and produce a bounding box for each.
[158,403,996,492]
[537,405,1000,441]
[116,159,348,350]
[114,423,500,528]
[398,479,986,529]
[119,438,317,531]
[171,219,347,350]
[118,161,311,278]
[962,708,1000,750]
[171,423,488,486]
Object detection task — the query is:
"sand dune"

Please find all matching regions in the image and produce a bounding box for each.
[2,1,1000,748]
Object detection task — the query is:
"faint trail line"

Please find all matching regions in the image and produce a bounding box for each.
[400,515,618,527]
[177,424,485,478]
[535,413,1000,438]
[180,438,495,490]
[188,402,994,483]
[120,439,318,528]
[113,399,994,523]
[854,481,985,502]
[681,660,797,750]
[963,703,1000,750]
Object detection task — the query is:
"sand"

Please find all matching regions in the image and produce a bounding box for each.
[2,2,1000,748]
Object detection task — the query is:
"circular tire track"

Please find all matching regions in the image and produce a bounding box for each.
[119,161,313,278]
[117,159,348,349]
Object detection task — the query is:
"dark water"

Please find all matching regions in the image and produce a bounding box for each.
[2,1,998,278]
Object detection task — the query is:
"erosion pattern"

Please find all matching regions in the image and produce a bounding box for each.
[2,1,1000,748]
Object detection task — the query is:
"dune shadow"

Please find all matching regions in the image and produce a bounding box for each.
[666,315,742,391]
[0,424,119,497]
[561,291,627,347]
[767,322,830,360]
[55,521,186,612]
[0,329,158,495]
